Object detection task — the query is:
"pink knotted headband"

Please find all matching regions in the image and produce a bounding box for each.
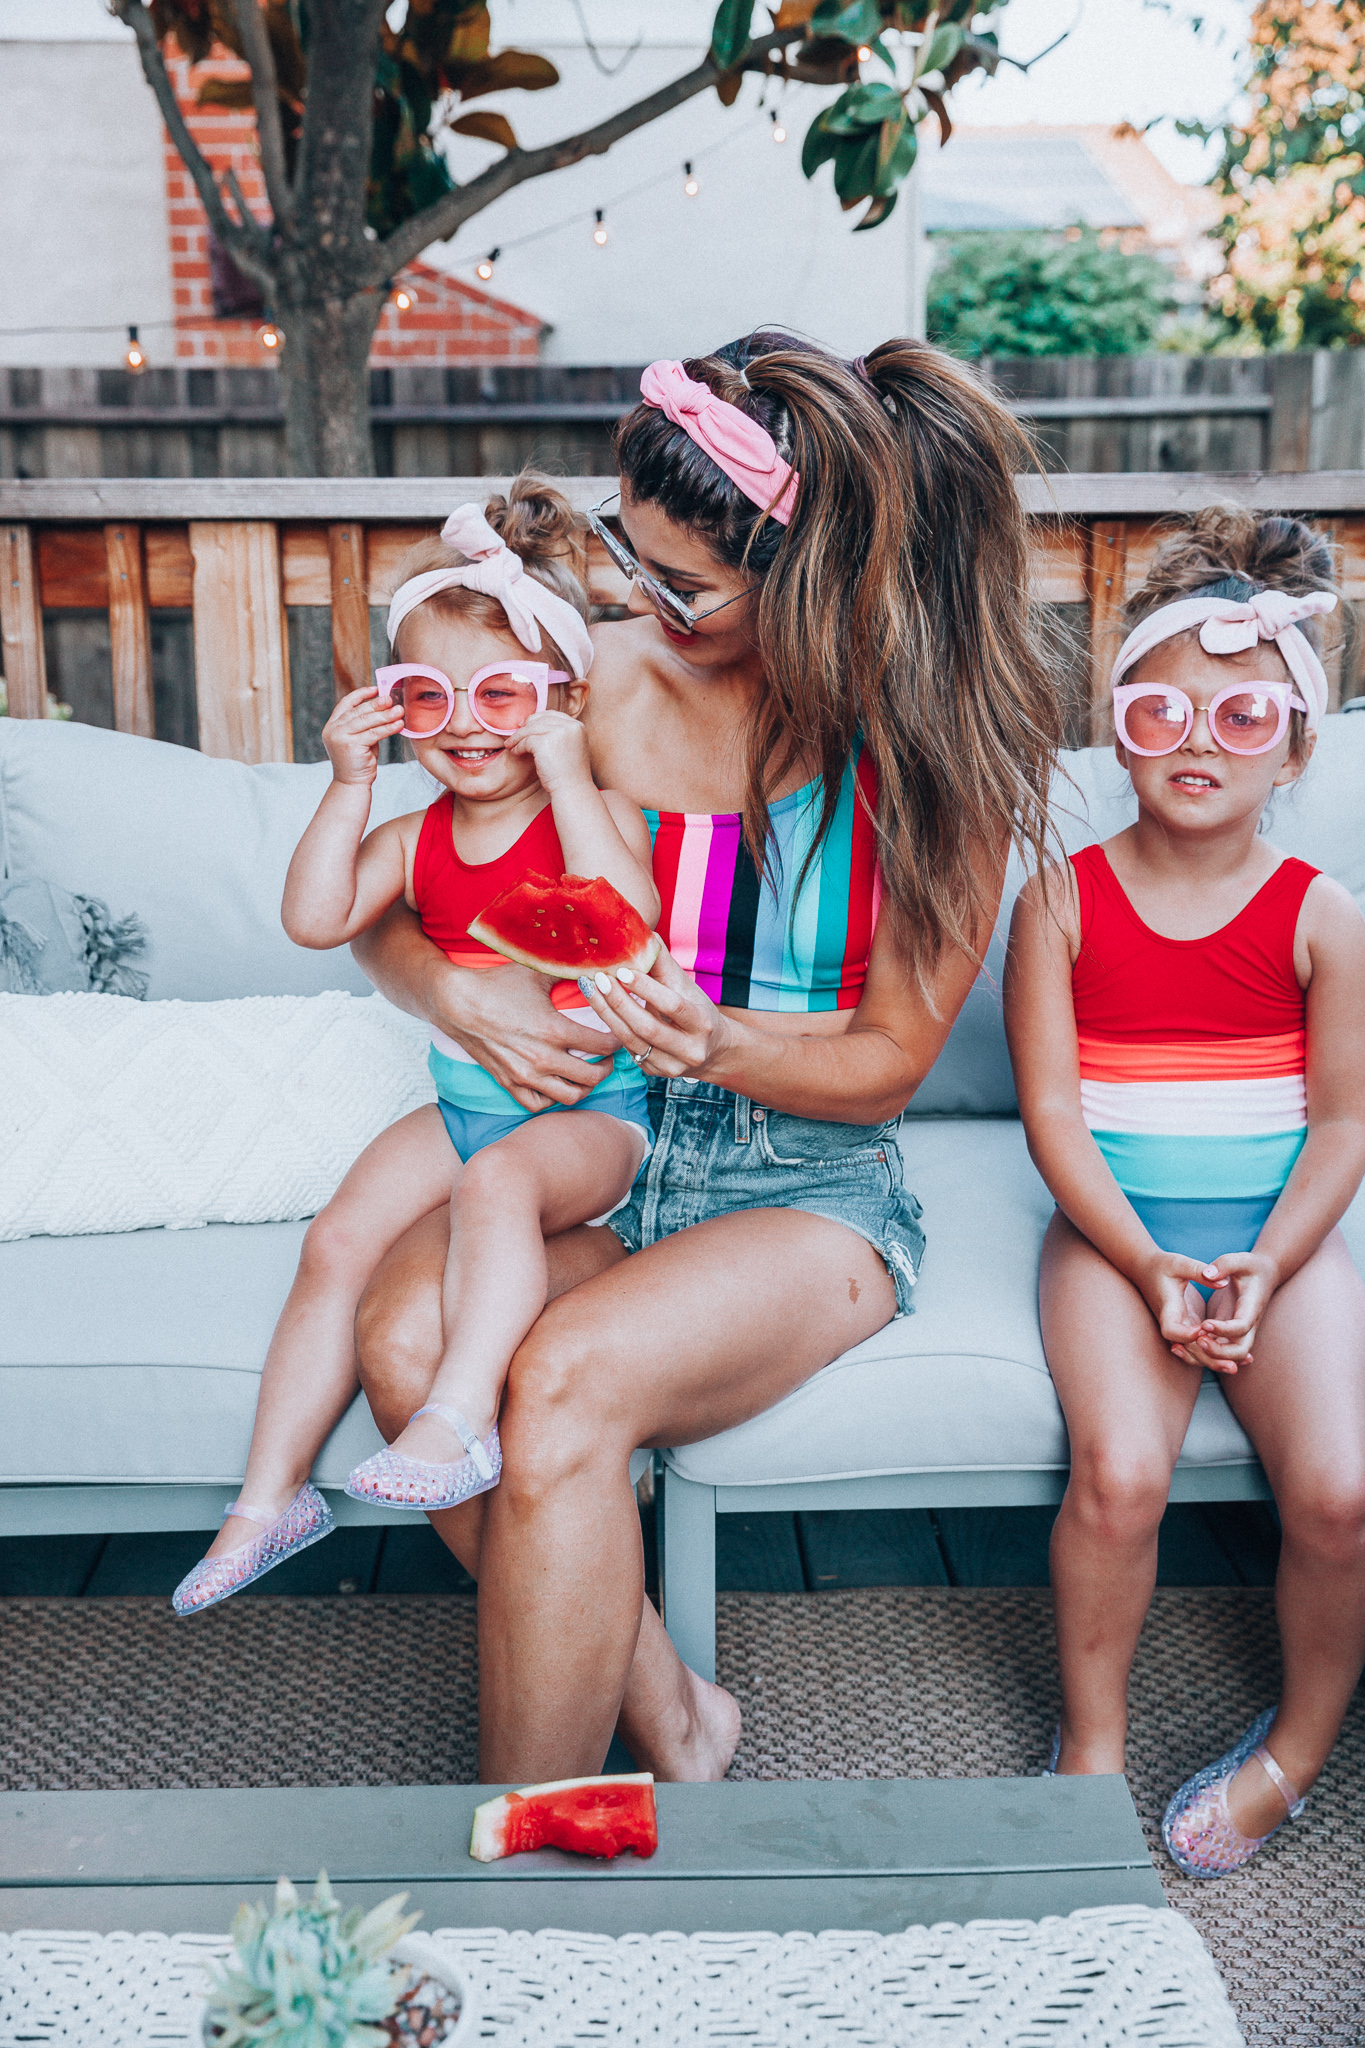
[640,359,799,526]
[386,504,594,679]
[1112,588,1337,731]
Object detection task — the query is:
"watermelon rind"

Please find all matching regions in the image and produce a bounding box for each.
[467,917,661,979]
[469,1771,656,1863]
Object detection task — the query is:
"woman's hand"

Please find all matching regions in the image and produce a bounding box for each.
[576,946,737,1080]
[1139,1250,1243,1376]
[322,686,404,787]
[432,959,613,1112]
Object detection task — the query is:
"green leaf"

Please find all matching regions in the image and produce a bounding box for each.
[833,129,879,207]
[921,23,963,78]
[821,79,901,134]
[801,113,842,178]
[873,113,916,196]
[854,190,899,230]
[450,109,517,148]
[710,0,753,70]
[809,0,882,45]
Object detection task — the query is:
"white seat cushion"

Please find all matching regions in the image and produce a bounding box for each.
[666,1118,1365,1489]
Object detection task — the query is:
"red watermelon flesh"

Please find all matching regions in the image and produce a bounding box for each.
[468,872,661,978]
[469,1772,658,1862]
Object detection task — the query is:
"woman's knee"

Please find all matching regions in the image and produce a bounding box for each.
[1065,1449,1171,1546]
[353,1217,446,1437]
[1278,1475,1365,1566]
[497,1314,628,1502]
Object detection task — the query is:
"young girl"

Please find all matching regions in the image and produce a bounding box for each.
[172,480,659,1616]
[1006,510,1365,1880]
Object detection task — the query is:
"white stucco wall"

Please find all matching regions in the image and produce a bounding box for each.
[0,24,172,369]
[425,2,924,362]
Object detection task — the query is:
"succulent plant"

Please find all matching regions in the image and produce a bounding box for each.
[203,1870,421,2048]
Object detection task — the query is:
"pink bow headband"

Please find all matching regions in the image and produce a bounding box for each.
[640,359,799,526]
[1111,588,1337,731]
[385,504,594,680]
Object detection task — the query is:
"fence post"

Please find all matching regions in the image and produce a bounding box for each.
[1268,354,1314,473]
[1085,520,1127,745]
[1,524,47,719]
[105,524,155,738]
[189,521,293,763]
[328,523,370,702]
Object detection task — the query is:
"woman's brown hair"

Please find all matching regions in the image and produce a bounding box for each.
[615,331,1061,988]
[390,471,589,676]
[1123,506,1340,761]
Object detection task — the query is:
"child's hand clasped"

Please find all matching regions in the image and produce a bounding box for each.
[321,686,405,787]
[508,709,593,794]
[1141,1246,1279,1375]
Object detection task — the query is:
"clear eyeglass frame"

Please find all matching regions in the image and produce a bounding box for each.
[586,493,755,633]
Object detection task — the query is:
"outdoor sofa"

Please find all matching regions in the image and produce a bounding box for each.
[3,711,1363,1682]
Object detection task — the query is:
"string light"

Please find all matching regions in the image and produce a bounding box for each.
[683,161,700,197]
[393,282,415,310]
[856,42,872,60]
[259,320,283,352]
[476,247,499,281]
[124,325,146,373]
[592,209,608,246]
[771,111,787,144]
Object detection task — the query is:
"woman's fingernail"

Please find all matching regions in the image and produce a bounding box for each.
[594,971,613,993]
[618,967,635,985]
[577,975,594,996]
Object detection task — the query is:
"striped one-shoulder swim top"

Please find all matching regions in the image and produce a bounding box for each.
[1070,843,1318,1253]
[645,742,881,1013]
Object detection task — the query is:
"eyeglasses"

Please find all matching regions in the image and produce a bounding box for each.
[1112,680,1309,758]
[586,494,755,634]
[374,661,569,739]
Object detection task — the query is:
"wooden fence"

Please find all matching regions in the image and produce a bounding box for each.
[2,473,1363,762]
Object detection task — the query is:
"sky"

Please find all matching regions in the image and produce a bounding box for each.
[9,0,1253,189]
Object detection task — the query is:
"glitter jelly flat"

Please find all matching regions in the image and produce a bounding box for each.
[1162,1706,1305,1880]
[343,1401,501,1512]
[172,1482,334,1616]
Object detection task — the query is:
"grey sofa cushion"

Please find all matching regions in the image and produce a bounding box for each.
[0,721,438,1001]
[666,1116,1365,1489]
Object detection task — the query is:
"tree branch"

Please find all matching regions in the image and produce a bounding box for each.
[230,0,294,231]
[372,51,727,280]
[112,0,275,287]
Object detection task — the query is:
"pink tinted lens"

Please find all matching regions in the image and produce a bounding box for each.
[389,675,452,734]
[1123,691,1189,754]
[1211,690,1284,752]
[471,671,539,733]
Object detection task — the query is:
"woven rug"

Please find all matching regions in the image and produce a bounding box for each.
[2,1588,1361,2047]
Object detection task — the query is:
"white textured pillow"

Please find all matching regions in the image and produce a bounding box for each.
[0,991,437,1241]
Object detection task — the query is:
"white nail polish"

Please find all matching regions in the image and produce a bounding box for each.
[594,971,613,993]
[617,967,635,985]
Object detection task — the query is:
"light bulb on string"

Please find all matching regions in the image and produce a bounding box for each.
[771,110,787,144]
[476,247,499,282]
[393,282,415,311]
[683,161,699,197]
[124,324,146,373]
[259,320,283,353]
[856,42,872,61]
[592,209,608,247]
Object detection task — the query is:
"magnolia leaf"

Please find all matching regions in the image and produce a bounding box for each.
[810,0,882,44]
[822,79,901,133]
[801,113,842,177]
[854,189,899,230]
[921,22,963,78]
[873,116,916,196]
[196,76,255,109]
[446,3,491,68]
[710,0,753,70]
[450,109,517,148]
[770,0,819,24]
[923,86,951,145]
[456,49,559,96]
[865,33,896,74]
[715,65,744,105]
[833,128,879,206]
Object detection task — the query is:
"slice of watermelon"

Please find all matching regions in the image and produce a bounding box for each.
[469,1771,658,1862]
[468,872,662,979]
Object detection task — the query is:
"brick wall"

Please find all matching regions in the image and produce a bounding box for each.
[163,51,545,366]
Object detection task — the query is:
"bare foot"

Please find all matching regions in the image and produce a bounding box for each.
[620,1662,743,1783]
[1225,1747,1306,1839]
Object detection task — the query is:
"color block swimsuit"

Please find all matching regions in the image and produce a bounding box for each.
[1071,843,1317,1275]
[412,793,650,1182]
[608,744,926,1317]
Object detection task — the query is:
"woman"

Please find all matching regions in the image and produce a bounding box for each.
[351,332,1060,1782]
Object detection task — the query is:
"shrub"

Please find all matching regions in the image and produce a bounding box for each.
[926,229,1175,357]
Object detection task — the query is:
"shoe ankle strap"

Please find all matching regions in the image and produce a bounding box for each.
[409,1403,495,1481]
[1253,1743,1305,1818]
[223,1501,274,1528]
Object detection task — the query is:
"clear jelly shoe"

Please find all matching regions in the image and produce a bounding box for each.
[172,1482,335,1616]
[343,1402,502,1512]
[1162,1706,1305,1880]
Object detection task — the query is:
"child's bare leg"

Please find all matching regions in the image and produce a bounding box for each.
[1041,1209,1204,1773]
[1216,1228,1365,1836]
[208,1106,458,1557]
[392,1111,645,1464]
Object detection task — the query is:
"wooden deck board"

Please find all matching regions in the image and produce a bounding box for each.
[0,1777,1163,1934]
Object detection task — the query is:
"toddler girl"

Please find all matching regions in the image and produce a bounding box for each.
[173,480,658,1615]
[1005,510,1365,1879]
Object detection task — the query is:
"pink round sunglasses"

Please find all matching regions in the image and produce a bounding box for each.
[1112,679,1310,758]
[374,660,571,739]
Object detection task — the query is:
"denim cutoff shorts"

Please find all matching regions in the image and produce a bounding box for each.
[607,1076,925,1318]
